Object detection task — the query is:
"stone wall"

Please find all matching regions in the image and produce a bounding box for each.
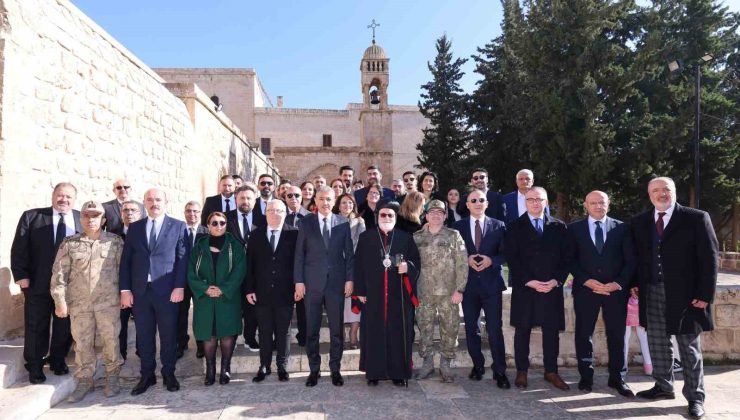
[720,252,740,272]
[0,0,277,339]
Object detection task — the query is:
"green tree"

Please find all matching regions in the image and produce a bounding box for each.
[417,34,471,192]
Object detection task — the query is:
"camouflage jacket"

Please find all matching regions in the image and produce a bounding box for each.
[50,231,123,311]
[413,227,468,297]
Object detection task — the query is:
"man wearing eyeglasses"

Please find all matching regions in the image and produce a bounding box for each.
[453,189,510,388]
[103,179,144,236]
[502,169,550,223]
[504,187,572,391]
[251,174,276,226]
[459,169,506,221]
[285,186,310,228]
[201,175,237,226]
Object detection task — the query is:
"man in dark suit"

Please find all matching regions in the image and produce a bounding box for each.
[504,186,572,391]
[200,175,236,226]
[459,168,506,221]
[339,165,355,189]
[453,189,510,388]
[118,200,143,361]
[252,173,276,226]
[176,201,208,359]
[246,200,299,383]
[11,182,80,384]
[631,177,718,419]
[354,165,394,207]
[120,188,188,395]
[294,186,354,387]
[227,185,262,351]
[102,178,145,235]
[285,185,309,228]
[502,169,550,223]
[569,191,636,396]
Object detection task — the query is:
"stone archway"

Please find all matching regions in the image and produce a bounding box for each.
[302,163,340,185]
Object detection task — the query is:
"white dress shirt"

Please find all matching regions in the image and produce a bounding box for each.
[221,195,235,212]
[517,191,527,217]
[587,215,608,245]
[528,214,544,231]
[318,213,334,236]
[267,225,283,250]
[654,203,676,228]
[260,197,273,215]
[52,208,76,243]
[469,214,486,240]
[237,210,253,237]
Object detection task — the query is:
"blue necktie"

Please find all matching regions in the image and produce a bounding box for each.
[594,221,604,254]
[534,218,543,236]
[149,219,158,250]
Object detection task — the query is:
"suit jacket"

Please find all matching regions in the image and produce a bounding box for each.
[453,216,507,295]
[631,204,719,334]
[285,206,310,228]
[201,194,236,226]
[354,186,395,208]
[568,217,635,296]
[504,213,572,330]
[102,199,145,235]
[226,210,262,250]
[11,207,81,295]
[502,191,550,223]
[459,190,506,221]
[119,215,188,299]
[251,197,270,228]
[184,225,208,253]
[245,224,299,306]
[294,213,354,295]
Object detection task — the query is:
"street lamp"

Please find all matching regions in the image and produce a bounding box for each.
[668,53,713,209]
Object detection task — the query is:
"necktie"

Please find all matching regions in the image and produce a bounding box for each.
[242,213,249,239]
[190,227,196,246]
[594,221,604,254]
[270,230,277,252]
[474,219,482,252]
[149,219,158,250]
[322,217,330,248]
[225,198,231,213]
[535,218,543,236]
[656,212,666,237]
[55,213,67,248]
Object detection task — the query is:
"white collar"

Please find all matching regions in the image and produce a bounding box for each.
[588,215,607,225]
[654,203,676,218]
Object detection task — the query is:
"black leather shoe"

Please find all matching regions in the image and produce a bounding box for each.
[578,378,593,392]
[278,367,289,382]
[367,379,379,386]
[392,379,407,387]
[163,374,180,392]
[331,371,344,387]
[252,366,271,383]
[494,373,511,389]
[636,385,675,400]
[131,376,156,395]
[306,371,320,387]
[204,360,216,386]
[51,362,69,376]
[608,378,635,397]
[468,366,484,381]
[29,370,46,384]
[219,360,233,385]
[688,401,705,419]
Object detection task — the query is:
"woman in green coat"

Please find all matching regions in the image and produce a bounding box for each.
[187,211,246,386]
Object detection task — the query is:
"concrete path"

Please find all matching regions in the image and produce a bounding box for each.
[37,366,740,419]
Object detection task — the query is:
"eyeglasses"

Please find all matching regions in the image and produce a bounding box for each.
[115,186,131,191]
[526,198,546,203]
[285,193,301,199]
[468,198,487,203]
[266,209,285,214]
[378,213,395,219]
[471,175,487,181]
[209,221,227,227]
[260,181,274,187]
[122,208,140,213]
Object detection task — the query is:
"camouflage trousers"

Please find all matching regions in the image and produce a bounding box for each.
[417,294,460,360]
[70,306,122,379]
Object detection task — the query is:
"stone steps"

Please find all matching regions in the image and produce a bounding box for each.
[0,339,24,389]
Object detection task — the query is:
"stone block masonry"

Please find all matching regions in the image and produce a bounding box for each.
[0,0,277,338]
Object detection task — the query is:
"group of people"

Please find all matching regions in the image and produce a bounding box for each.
[10,164,718,419]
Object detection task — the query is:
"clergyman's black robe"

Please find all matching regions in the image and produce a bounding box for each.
[355,228,420,380]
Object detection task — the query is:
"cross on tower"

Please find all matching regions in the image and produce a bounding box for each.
[367,19,380,44]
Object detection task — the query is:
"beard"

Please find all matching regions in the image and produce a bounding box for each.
[378,222,395,233]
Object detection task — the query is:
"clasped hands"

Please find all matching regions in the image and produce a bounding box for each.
[468,254,492,272]
[584,279,620,295]
[525,279,558,293]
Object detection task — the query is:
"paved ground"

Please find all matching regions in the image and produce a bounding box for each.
[37,366,740,419]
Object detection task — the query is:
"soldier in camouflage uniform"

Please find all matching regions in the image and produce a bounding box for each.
[51,200,124,402]
[413,200,468,382]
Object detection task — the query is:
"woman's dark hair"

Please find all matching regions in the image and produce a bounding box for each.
[418,171,439,194]
[333,193,359,217]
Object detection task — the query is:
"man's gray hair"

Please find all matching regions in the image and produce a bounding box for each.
[648,176,676,190]
[316,185,334,196]
[184,200,201,208]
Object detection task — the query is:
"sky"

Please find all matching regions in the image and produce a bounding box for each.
[71,0,739,110]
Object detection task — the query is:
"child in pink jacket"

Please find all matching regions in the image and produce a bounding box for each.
[624,296,652,375]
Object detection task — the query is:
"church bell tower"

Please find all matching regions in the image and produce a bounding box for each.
[361,20,389,110]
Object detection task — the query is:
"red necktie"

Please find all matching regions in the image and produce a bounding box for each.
[474,220,482,252]
[656,212,666,237]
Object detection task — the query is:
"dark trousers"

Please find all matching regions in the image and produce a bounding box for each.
[305,291,344,372]
[23,292,72,371]
[255,304,293,369]
[241,298,258,345]
[461,288,506,374]
[132,286,179,377]
[295,299,307,345]
[514,325,559,373]
[574,290,628,380]
[119,307,132,358]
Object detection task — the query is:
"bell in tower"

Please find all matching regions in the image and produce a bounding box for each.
[360,20,390,109]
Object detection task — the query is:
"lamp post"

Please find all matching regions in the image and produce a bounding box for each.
[668,54,713,209]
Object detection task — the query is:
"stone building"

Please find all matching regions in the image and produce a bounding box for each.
[155,39,429,184]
